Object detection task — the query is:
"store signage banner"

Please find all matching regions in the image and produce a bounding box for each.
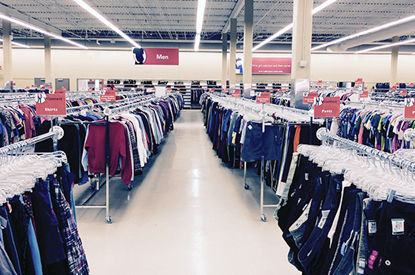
[100,90,116,102]
[314,96,340,119]
[355,78,363,85]
[360,91,369,98]
[404,98,415,119]
[256,92,271,103]
[236,57,291,74]
[303,91,318,104]
[133,48,179,65]
[316,80,323,85]
[231,90,241,97]
[36,90,66,116]
[400,90,408,96]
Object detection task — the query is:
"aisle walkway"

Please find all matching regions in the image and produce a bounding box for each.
[76,110,300,275]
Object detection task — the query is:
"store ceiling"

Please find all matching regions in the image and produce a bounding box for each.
[1,0,415,50]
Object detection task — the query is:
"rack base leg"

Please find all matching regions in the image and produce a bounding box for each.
[260,214,267,222]
[127,184,133,191]
[106,216,112,224]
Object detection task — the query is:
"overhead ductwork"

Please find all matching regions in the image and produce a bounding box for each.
[327,20,415,52]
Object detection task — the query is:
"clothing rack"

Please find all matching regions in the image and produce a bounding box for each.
[208,94,320,222]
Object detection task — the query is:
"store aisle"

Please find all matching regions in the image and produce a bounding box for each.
[76,110,300,275]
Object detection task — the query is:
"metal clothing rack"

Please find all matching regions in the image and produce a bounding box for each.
[208,94,320,222]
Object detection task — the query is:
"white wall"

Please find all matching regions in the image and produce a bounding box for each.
[0,48,414,89]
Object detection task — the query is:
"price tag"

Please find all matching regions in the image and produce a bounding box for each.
[404,98,415,119]
[256,92,270,103]
[100,90,116,102]
[360,91,369,98]
[368,220,377,235]
[36,90,67,116]
[317,210,330,229]
[313,96,340,119]
[303,91,318,104]
[391,218,405,235]
[231,90,241,97]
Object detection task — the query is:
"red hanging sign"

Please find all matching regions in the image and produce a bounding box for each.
[24,86,30,91]
[231,90,241,97]
[209,88,215,93]
[400,90,408,96]
[409,83,414,87]
[256,92,270,103]
[404,98,415,119]
[314,96,340,119]
[223,88,229,93]
[303,92,318,104]
[100,90,116,102]
[355,78,363,85]
[88,87,93,91]
[36,90,67,116]
[269,89,274,93]
[316,80,323,85]
[166,88,172,93]
[360,91,369,98]
[391,86,397,91]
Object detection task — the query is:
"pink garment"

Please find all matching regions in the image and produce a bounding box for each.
[20,106,36,139]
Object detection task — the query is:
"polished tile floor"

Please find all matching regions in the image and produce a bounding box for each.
[75,110,300,275]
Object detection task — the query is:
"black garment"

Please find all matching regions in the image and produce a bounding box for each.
[0,205,22,275]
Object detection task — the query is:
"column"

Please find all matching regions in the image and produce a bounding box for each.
[44,36,52,87]
[229,18,237,91]
[3,21,13,87]
[243,0,253,98]
[390,36,399,85]
[221,33,228,90]
[291,0,313,109]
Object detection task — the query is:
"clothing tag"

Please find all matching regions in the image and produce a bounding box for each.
[357,258,366,274]
[248,125,253,130]
[391,218,404,235]
[340,242,347,256]
[387,190,396,203]
[305,173,309,181]
[368,220,377,235]
[317,210,330,229]
[276,181,286,197]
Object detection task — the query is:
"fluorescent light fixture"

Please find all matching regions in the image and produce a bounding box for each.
[253,0,337,51]
[72,0,140,48]
[355,37,415,54]
[194,0,206,51]
[0,38,30,48]
[312,14,415,51]
[195,33,201,51]
[0,13,87,49]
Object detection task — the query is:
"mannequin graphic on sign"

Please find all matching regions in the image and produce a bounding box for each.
[235,57,243,74]
[406,98,415,107]
[315,96,324,106]
[36,93,46,104]
[133,48,147,64]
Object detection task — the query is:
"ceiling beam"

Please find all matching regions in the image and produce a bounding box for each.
[0,3,62,36]
[222,0,244,33]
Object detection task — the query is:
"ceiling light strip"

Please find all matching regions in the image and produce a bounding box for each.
[252,0,337,52]
[355,38,415,54]
[312,14,415,51]
[0,13,87,49]
[194,0,207,51]
[72,0,140,48]
[0,38,31,48]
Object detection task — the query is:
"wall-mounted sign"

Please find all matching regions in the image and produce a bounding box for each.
[256,92,271,103]
[404,98,415,119]
[236,57,291,75]
[133,48,179,65]
[36,90,66,116]
[314,96,340,119]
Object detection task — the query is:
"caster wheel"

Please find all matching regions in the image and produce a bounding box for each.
[106,216,112,224]
[260,214,267,222]
[127,184,133,191]
[244,184,249,190]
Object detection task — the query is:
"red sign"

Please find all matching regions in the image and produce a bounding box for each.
[256,92,271,103]
[391,86,397,91]
[36,90,66,116]
[400,90,408,96]
[360,91,369,98]
[88,87,93,91]
[133,48,179,65]
[405,99,415,119]
[166,88,172,93]
[223,89,229,93]
[25,86,30,91]
[314,97,340,119]
[269,89,274,93]
[250,57,291,74]
[303,92,318,104]
[317,80,323,85]
[231,90,241,97]
[100,90,116,102]
[209,88,215,93]
[409,83,414,87]
[355,78,363,85]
